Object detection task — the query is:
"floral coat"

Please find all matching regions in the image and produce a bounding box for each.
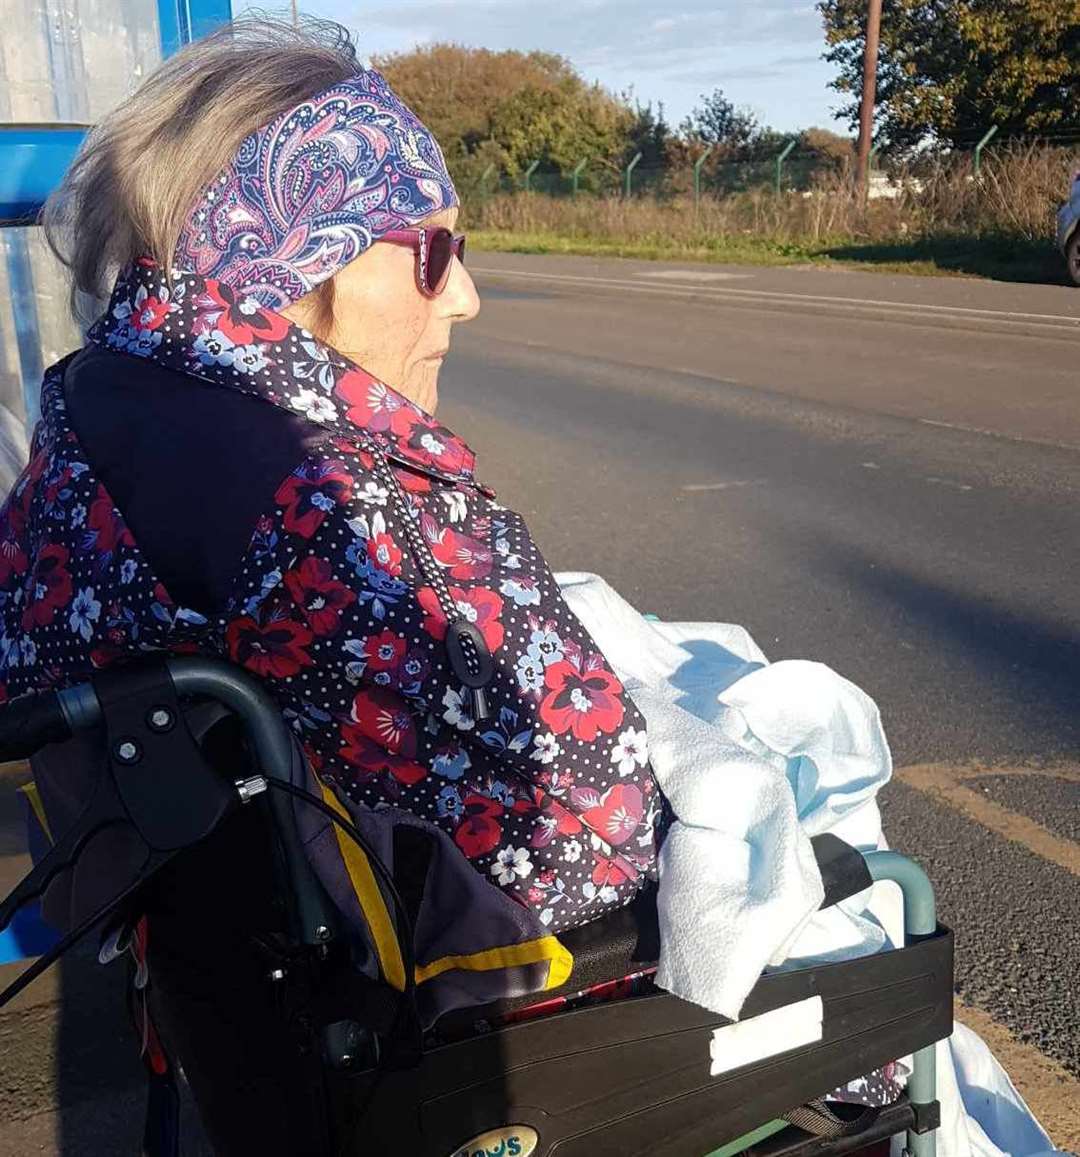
[0,261,658,940]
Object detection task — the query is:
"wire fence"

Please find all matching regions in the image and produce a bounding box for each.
[459,131,1080,208]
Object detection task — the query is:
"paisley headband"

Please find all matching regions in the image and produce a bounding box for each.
[174,69,458,310]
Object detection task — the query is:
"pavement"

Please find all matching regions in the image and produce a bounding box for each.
[2,252,1078,1152]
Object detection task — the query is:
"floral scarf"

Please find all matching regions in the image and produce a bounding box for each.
[0,260,659,941]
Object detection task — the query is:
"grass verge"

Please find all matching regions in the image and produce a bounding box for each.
[469,228,1066,283]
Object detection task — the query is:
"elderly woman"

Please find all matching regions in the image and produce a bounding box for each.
[0,17,657,1152]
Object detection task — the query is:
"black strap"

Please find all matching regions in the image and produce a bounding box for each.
[783,1098,880,1139]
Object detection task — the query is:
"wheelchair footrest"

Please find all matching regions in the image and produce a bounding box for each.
[743,1095,937,1156]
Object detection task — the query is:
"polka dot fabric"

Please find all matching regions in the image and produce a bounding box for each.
[0,261,659,934]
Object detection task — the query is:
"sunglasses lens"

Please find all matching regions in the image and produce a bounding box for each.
[426,228,454,294]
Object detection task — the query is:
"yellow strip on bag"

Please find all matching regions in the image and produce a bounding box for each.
[318,782,407,992]
[416,936,573,990]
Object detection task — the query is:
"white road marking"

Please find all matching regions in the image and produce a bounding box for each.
[681,479,762,492]
[917,417,1080,452]
[472,265,1080,334]
[637,270,751,282]
[926,475,974,491]
[861,462,881,469]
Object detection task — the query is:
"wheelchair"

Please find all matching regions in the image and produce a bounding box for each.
[0,657,953,1157]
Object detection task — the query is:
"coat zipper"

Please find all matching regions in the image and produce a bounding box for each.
[361,439,495,723]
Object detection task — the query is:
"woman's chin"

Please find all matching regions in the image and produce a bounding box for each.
[403,367,440,414]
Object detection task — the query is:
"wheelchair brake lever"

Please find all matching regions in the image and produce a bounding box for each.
[0,664,241,950]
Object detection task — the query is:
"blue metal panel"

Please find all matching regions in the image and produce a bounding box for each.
[0,126,87,224]
[158,0,232,58]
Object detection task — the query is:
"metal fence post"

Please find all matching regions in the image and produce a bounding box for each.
[624,151,642,198]
[775,139,796,194]
[869,141,881,170]
[571,157,588,197]
[973,125,999,175]
[523,159,540,193]
[693,145,714,210]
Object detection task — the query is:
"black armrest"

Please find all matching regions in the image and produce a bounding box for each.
[811,833,873,909]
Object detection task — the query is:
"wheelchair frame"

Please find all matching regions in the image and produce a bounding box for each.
[0,657,953,1157]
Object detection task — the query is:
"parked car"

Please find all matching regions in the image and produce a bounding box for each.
[1057,169,1080,286]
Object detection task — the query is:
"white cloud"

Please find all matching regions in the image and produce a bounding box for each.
[247,0,844,129]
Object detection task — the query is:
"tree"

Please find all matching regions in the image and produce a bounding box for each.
[819,0,1080,149]
[680,88,760,156]
[624,100,673,168]
[374,43,634,184]
[800,126,855,166]
[488,82,632,178]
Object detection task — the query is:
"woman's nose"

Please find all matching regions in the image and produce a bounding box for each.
[443,258,480,322]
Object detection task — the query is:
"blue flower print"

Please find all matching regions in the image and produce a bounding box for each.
[515,650,544,694]
[193,328,236,367]
[436,785,463,819]
[232,344,269,375]
[431,742,471,781]
[499,576,541,607]
[69,586,101,642]
[529,627,564,666]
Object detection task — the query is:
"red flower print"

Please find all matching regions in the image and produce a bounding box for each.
[529,793,583,849]
[362,628,407,672]
[417,585,505,652]
[276,460,353,539]
[0,499,29,584]
[21,544,73,630]
[455,793,504,859]
[539,653,625,742]
[90,644,126,669]
[198,279,290,344]
[334,370,418,438]
[338,723,427,787]
[225,613,314,679]
[43,466,73,510]
[574,783,644,848]
[283,556,355,637]
[350,686,417,756]
[367,530,403,576]
[420,515,493,581]
[133,294,171,331]
[592,855,633,888]
[393,465,432,494]
[403,418,456,469]
[88,488,135,553]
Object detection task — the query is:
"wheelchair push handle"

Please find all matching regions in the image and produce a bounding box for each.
[0,686,78,761]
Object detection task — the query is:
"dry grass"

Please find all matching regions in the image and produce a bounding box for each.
[463,144,1078,282]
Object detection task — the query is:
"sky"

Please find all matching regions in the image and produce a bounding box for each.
[235,0,849,133]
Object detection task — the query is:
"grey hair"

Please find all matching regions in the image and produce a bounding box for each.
[42,14,360,325]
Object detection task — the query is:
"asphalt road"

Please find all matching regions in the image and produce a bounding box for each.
[2,253,1078,1152]
[439,254,1080,1087]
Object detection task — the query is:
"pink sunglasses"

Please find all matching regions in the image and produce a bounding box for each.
[380,227,466,298]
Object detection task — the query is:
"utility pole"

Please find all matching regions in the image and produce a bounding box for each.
[855,0,883,197]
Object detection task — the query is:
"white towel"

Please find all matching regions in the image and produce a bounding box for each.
[557,572,891,1018]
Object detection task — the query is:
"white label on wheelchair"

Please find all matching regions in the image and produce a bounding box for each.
[709,995,824,1077]
[450,1125,539,1157]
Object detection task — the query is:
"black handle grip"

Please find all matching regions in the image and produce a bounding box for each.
[0,689,72,762]
[812,832,873,910]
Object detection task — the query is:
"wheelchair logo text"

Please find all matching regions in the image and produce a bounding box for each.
[450,1125,539,1157]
